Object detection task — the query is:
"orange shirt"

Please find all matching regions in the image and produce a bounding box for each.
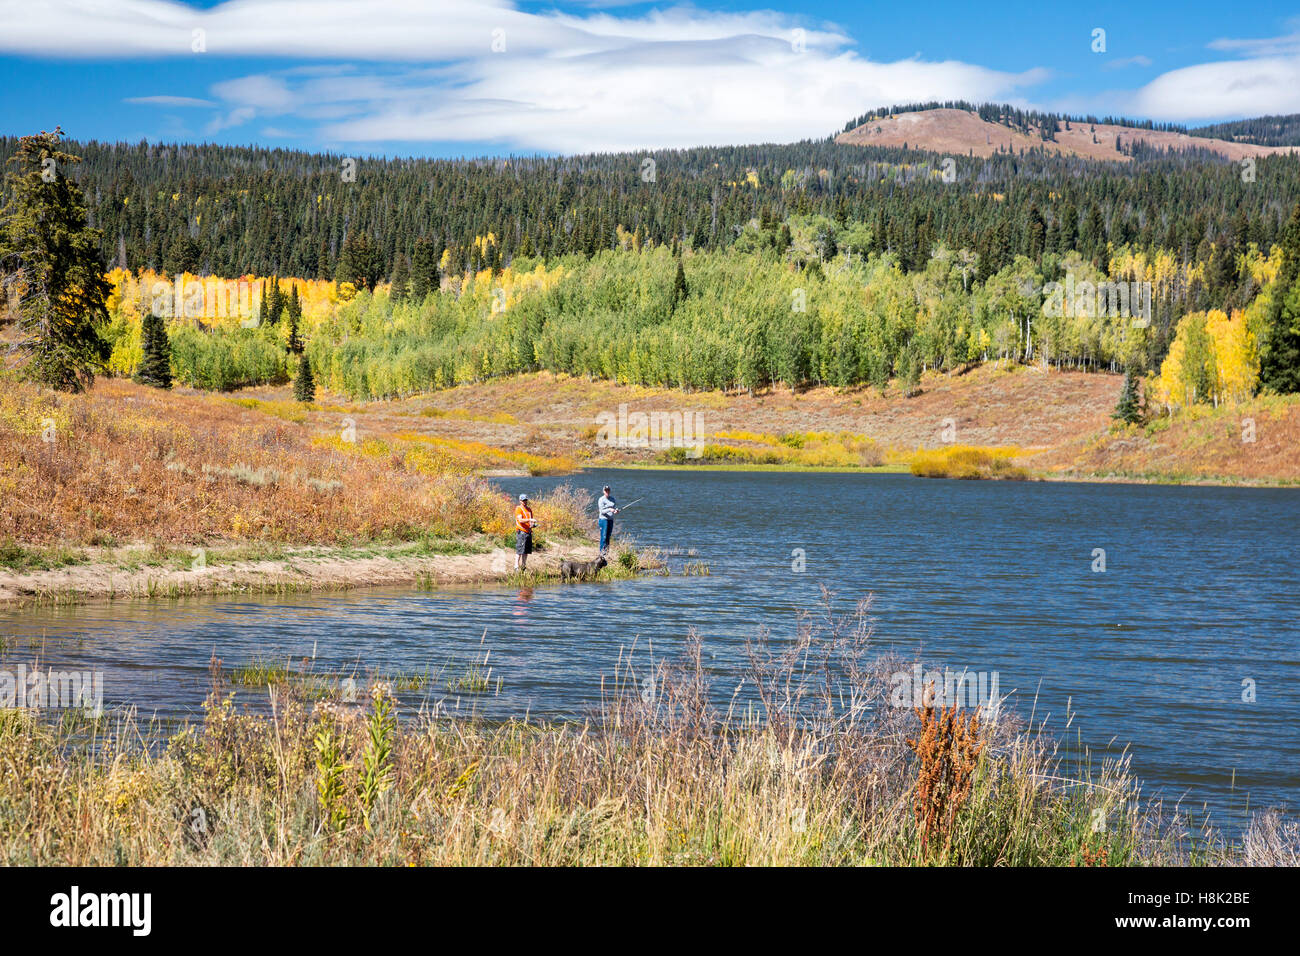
[515,504,534,533]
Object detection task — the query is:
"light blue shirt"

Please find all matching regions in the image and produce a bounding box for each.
[598,494,617,519]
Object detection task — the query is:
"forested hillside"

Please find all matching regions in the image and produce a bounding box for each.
[93,209,1291,407]
[1190,114,1300,147]
[6,105,1300,415]
[9,113,1299,304]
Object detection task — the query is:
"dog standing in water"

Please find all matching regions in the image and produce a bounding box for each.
[560,556,607,582]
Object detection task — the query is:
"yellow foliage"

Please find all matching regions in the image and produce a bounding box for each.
[910,445,1027,480]
[1154,309,1258,410]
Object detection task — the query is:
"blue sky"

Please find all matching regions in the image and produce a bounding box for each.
[2,0,1298,158]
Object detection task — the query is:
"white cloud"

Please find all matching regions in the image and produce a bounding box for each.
[124,95,217,107]
[1207,17,1300,58]
[0,0,617,59]
[1125,22,1300,121]
[1,0,1047,150]
[265,37,1040,152]
[1129,56,1300,120]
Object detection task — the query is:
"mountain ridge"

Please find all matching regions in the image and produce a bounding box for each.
[836,107,1300,162]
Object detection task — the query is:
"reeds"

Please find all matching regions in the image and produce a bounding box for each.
[0,595,1285,865]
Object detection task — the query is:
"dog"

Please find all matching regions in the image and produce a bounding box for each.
[560,555,607,582]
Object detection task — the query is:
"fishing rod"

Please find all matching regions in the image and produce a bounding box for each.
[616,496,646,511]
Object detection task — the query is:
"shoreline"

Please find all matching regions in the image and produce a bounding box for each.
[0,537,611,611]
[551,459,1300,487]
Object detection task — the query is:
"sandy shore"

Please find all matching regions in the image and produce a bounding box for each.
[0,539,607,610]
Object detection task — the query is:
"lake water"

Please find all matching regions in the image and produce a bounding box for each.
[2,468,1297,833]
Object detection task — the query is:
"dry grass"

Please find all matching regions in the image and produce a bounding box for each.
[333,365,1118,467]
[0,594,1276,866]
[0,376,583,547]
[1030,393,1300,484]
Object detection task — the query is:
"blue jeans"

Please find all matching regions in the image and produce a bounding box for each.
[599,517,613,553]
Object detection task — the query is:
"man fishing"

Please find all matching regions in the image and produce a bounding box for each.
[597,485,618,555]
[514,494,537,571]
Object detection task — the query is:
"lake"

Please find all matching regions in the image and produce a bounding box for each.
[2,468,1297,833]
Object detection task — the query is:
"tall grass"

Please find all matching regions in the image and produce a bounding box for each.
[0,596,1282,866]
[0,377,584,547]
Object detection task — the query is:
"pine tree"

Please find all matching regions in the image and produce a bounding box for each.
[316,239,332,280]
[410,238,436,302]
[1260,281,1300,393]
[293,351,316,402]
[670,258,688,310]
[1260,202,1300,393]
[286,286,304,354]
[335,232,382,289]
[134,309,173,388]
[262,277,283,325]
[0,128,111,392]
[390,253,410,303]
[1112,369,1141,424]
[163,233,201,275]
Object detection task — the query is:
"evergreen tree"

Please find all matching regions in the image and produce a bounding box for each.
[390,253,410,303]
[316,239,332,280]
[670,258,688,310]
[261,277,283,325]
[1181,313,1217,403]
[1260,281,1300,393]
[1025,204,1046,260]
[134,309,173,388]
[163,232,201,275]
[1260,202,1300,393]
[1112,369,1141,424]
[335,231,381,288]
[286,286,304,353]
[293,351,316,402]
[0,129,111,392]
[410,237,437,301]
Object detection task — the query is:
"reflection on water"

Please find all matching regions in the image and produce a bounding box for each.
[512,587,535,617]
[2,468,1297,832]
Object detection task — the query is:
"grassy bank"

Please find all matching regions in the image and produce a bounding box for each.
[0,536,650,609]
[1030,392,1300,485]
[1,603,1290,866]
[0,375,616,608]
[0,376,588,549]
